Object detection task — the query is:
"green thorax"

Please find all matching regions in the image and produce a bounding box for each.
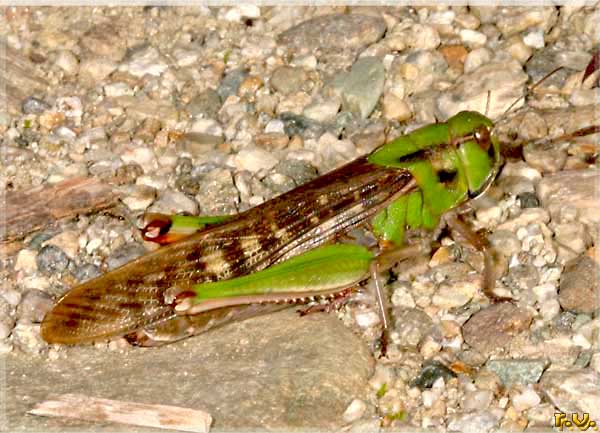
[368,111,501,244]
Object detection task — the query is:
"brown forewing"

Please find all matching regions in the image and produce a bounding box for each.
[41,156,414,344]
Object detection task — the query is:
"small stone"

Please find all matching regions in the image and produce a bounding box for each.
[486,359,548,388]
[22,96,49,114]
[464,47,491,74]
[278,14,386,53]
[217,69,248,101]
[462,389,493,412]
[497,208,549,232]
[120,184,156,212]
[554,222,590,257]
[72,263,102,282]
[12,323,47,353]
[79,57,117,84]
[187,89,222,119]
[16,289,54,323]
[523,143,567,174]
[104,82,134,98]
[393,307,433,347]
[447,411,499,433]
[120,147,157,173]
[516,192,539,208]
[44,230,80,259]
[354,309,380,328]
[15,249,38,273]
[54,50,79,76]
[303,97,341,123]
[234,147,279,173]
[459,29,487,46]
[537,169,600,227]
[489,230,521,257]
[343,399,367,423]
[36,245,70,275]
[539,369,600,421]
[462,303,533,355]
[382,94,412,121]
[569,88,600,107]
[523,29,545,48]
[125,46,168,77]
[559,255,600,314]
[332,57,385,119]
[1,288,22,306]
[270,66,307,95]
[0,318,13,340]
[106,243,147,271]
[151,189,198,215]
[511,386,541,412]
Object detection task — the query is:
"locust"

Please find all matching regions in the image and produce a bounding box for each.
[40,89,598,349]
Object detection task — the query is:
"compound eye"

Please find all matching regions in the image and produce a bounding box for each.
[474,126,491,151]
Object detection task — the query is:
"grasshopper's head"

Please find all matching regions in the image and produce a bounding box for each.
[447,111,502,199]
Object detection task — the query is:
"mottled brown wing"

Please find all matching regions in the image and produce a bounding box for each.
[41,157,414,344]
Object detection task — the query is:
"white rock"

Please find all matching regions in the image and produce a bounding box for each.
[104,82,134,97]
[45,230,80,259]
[56,96,83,118]
[54,50,79,75]
[190,118,223,136]
[459,29,487,46]
[120,147,157,173]
[264,119,285,134]
[125,46,169,77]
[342,399,367,423]
[1,288,22,306]
[15,249,37,273]
[234,147,278,172]
[511,386,541,412]
[523,29,545,48]
[354,309,381,328]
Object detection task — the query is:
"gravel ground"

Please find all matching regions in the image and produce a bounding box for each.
[1,5,599,433]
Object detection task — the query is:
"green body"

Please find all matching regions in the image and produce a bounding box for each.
[190,111,500,306]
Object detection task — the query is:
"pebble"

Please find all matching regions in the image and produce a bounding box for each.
[382,94,412,121]
[270,66,308,95]
[11,323,47,353]
[303,97,341,123]
[497,208,549,232]
[539,368,600,421]
[489,230,521,257]
[36,245,70,275]
[537,169,600,227]
[79,58,117,84]
[22,96,49,114]
[124,46,169,77]
[559,255,600,314]
[0,319,13,340]
[187,89,222,119]
[462,389,493,412]
[234,147,279,173]
[16,289,54,323]
[1,287,22,306]
[217,69,248,101]
[332,57,385,119]
[54,50,79,76]
[44,230,80,259]
[278,14,386,53]
[342,399,367,423]
[459,29,487,46]
[511,386,541,412]
[119,184,155,211]
[463,47,491,74]
[392,307,433,347]
[150,189,198,215]
[447,410,499,433]
[462,303,533,355]
[437,60,527,120]
[15,249,38,273]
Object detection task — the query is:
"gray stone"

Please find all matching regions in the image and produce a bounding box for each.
[278,14,386,53]
[4,310,373,431]
[559,255,600,314]
[486,359,548,387]
[332,57,385,119]
[462,303,533,355]
[539,368,600,422]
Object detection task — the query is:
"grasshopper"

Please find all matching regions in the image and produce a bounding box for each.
[39,109,502,347]
[40,102,597,349]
